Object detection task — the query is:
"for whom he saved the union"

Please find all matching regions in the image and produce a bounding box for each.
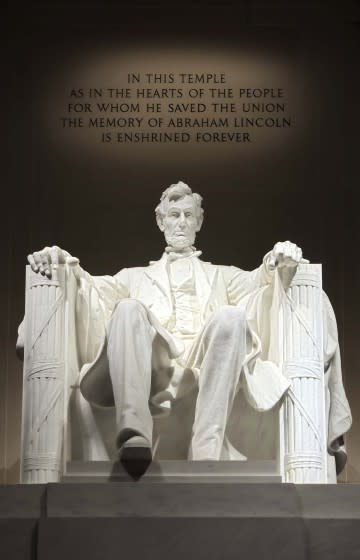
[26,181,351,477]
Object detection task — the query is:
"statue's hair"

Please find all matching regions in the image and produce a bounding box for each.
[155,181,204,222]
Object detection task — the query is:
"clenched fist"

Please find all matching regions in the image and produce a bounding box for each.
[268,241,309,271]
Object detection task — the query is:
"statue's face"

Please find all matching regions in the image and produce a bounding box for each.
[160,195,201,250]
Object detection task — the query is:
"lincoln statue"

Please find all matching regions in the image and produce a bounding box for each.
[24,181,351,477]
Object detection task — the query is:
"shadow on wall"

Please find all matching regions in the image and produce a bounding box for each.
[2,460,20,486]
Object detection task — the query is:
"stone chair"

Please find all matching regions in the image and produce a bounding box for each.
[17,263,332,484]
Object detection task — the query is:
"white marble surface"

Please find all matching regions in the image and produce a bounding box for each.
[18,181,352,483]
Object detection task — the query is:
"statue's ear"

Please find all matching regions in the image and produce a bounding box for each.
[195,214,204,232]
[156,214,165,232]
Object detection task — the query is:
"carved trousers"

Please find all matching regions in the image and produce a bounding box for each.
[106,298,247,460]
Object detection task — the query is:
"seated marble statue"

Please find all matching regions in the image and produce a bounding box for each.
[26,181,351,477]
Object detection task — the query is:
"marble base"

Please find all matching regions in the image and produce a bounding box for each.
[1,483,360,560]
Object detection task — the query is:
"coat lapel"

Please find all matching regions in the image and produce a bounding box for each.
[192,258,218,321]
[144,254,172,307]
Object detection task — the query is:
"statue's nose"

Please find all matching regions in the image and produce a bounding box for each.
[179,213,186,226]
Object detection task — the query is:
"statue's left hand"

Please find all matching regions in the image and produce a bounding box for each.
[268,241,309,271]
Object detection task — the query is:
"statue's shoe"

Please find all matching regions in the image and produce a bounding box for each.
[119,435,152,479]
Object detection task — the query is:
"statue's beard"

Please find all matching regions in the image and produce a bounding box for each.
[165,232,196,251]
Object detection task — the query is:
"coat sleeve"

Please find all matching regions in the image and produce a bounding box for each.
[226,252,275,307]
[224,257,290,412]
[75,266,129,368]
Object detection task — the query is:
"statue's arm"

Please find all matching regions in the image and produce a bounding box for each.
[25,244,128,300]
[227,241,307,304]
[226,260,273,305]
[22,246,129,367]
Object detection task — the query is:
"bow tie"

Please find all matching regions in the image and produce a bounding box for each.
[165,246,202,262]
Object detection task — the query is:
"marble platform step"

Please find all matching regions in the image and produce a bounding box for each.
[1,483,360,560]
[62,459,282,483]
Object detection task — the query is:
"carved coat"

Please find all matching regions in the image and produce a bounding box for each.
[79,253,289,413]
[76,253,351,475]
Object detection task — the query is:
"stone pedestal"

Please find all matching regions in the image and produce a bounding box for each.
[1,482,360,560]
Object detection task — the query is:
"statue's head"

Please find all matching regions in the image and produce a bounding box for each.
[155,181,204,250]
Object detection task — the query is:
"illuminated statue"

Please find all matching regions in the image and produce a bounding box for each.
[19,181,351,481]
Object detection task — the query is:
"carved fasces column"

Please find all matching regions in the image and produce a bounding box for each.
[20,266,71,483]
[281,264,327,483]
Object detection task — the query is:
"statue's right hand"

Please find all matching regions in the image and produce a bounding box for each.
[27,246,80,279]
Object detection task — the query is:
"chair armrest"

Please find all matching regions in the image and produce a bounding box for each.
[20,264,79,482]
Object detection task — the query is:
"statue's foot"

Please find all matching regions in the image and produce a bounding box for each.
[119,435,152,480]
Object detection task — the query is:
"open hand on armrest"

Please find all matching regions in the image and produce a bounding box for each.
[27,246,81,279]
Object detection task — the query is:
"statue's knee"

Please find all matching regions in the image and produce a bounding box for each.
[117,298,144,312]
[109,298,146,330]
[211,306,246,335]
[214,305,246,323]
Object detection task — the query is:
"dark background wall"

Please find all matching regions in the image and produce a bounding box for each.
[1,1,359,483]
